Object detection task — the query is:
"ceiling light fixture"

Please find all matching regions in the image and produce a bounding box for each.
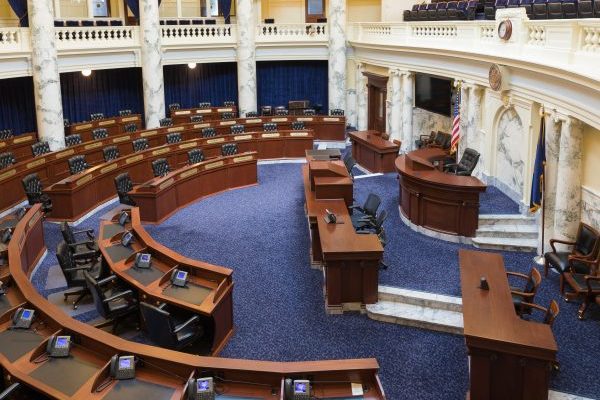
[81,69,92,77]
[188,63,197,69]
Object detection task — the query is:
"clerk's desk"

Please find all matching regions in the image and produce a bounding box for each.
[348,131,400,173]
[0,204,386,399]
[303,157,383,312]
[459,250,557,400]
[395,148,486,237]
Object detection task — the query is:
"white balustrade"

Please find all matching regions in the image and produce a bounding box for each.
[412,24,458,38]
[161,24,236,46]
[0,28,30,53]
[480,24,496,40]
[527,25,546,46]
[580,24,600,53]
[55,26,138,50]
[255,23,328,43]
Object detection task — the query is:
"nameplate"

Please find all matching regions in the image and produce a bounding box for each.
[152,148,170,156]
[290,131,309,137]
[99,119,116,126]
[28,210,42,228]
[193,123,210,129]
[297,117,313,122]
[14,135,34,143]
[141,130,158,137]
[220,121,236,126]
[272,118,288,122]
[101,164,118,174]
[246,119,262,123]
[56,149,75,158]
[196,109,211,114]
[85,142,102,150]
[176,110,191,115]
[206,138,225,144]
[217,108,233,112]
[76,174,93,186]
[233,155,254,163]
[27,158,45,169]
[179,168,198,179]
[179,142,197,149]
[167,126,184,133]
[0,142,5,148]
[126,155,143,164]
[75,123,93,130]
[0,169,16,180]
[323,117,340,122]
[205,161,224,170]
[262,133,280,138]
[121,116,139,122]
[159,178,175,190]
[113,135,130,143]
[234,134,252,141]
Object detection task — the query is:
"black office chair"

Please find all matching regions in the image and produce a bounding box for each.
[152,158,171,177]
[231,125,245,135]
[330,109,344,116]
[68,155,89,175]
[343,151,358,179]
[202,127,217,138]
[60,221,98,258]
[169,103,181,114]
[64,134,82,147]
[90,113,105,121]
[160,117,173,127]
[190,115,204,123]
[261,106,273,116]
[263,123,277,132]
[139,302,203,350]
[132,138,149,152]
[123,123,138,133]
[350,193,382,223]
[444,148,480,176]
[0,152,16,169]
[63,119,70,128]
[84,271,138,334]
[246,111,259,118]
[221,143,239,156]
[223,101,236,107]
[92,128,109,140]
[274,107,288,116]
[0,129,13,140]
[21,173,52,213]
[114,172,136,206]
[221,112,235,120]
[103,145,120,162]
[166,132,182,144]
[56,241,103,309]
[119,109,132,116]
[188,149,205,165]
[354,209,388,233]
[198,102,211,109]
[291,121,305,130]
[31,141,51,157]
[303,109,316,116]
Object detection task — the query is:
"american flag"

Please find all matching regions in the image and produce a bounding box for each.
[450,88,461,152]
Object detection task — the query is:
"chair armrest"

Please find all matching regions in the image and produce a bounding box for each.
[72,250,97,260]
[444,163,458,168]
[157,303,168,310]
[173,315,200,334]
[510,289,534,298]
[585,275,600,293]
[97,275,118,287]
[549,238,576,253]
[103,289,133,303]
[356,231,374,235]
[68,240,96,249]
[506,271,529,280]
[0,383,20,400]
[63,265,93,272]
[519,302,547,313]
[73,229,95,239]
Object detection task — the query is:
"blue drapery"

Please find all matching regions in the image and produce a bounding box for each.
[7,0,28,27]
[218,0,232,24]
[257,61,328,113]
[163,63,238,115]
[0,76,36,134]
[126,0,162,20]
[60,68,144,123]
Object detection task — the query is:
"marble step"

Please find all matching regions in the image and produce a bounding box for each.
[471,236,538,252]
[378,285,462,313]
[367,301,464,335]
[479,214,537,226]
[475,223,538,239]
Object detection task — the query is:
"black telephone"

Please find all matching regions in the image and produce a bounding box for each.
[1,228,12,244]
[186,377,215,400]
[324,209,337,224]
[121,231,134,248]
[12,307,35,329]
[134,253,152,269]
[284,378,310,400]
[0,280,6,296]
[46,335,71,358]
[109,355,136,380]
[118,211,129,226]
[171,268,188,287]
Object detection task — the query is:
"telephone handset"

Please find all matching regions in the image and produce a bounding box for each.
[109,355,136,380]
[46,335,71,358]
[324,209,337,224]
[186,377,215,400]
[170,268,188,287]
[12,307,35,329]
[134,253,152,269]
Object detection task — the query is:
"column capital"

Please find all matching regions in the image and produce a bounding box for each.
[356,62,365,71]
[398,69,413,77]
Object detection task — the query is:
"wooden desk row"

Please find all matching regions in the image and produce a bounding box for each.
[0,132,37,163]
[0,205,386,399]
[67,114,143,141]
[170,106,237,125]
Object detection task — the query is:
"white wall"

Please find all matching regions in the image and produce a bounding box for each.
[381,0,416,21]
[348,0,381,22]
[0,2,18,27]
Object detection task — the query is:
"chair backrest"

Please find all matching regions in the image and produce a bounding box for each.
[31,141,51,157]
[330,109,345,116]
[575,223,600,257]
[64,134,82,148]
[123,123,137,133]
[223,101,236,107]
[132,138,149,152]
[60,221,77,245]
[152,158,170,177]
[68,155,89,175]
[447,1,458,9]
[543,300,559,326]
[523,267,542,296]
[343,152,357,177]
[22,173,43,203]
[363,193,382,217]
[56,241,78,286]
[292,121,305,130]
[114,173,133,201]
[103,146,119,162]
[139,302,177,348]
[166,132,182,144]
[275,107,288,116]
[92,128,109,140]
[83,270,110,318]
[118,109,132,116]
[90,113,104,121]
[437,2,449,9]
[231,125,245,134]
[246,111,258,118]
[458,148,480,175]
[188,149,205,165]
[375,210,388,230]
[303,109,316,116]
[198,102,211,109]
[169,103,181,112]
[0,152,16,169]
[261,106,273,116]
[263,123,277,132]
[202,127,217,138]
[159,117,173,127]
[64,119,70,127]
[221,112,235,120]
[190,115,203,123]
[0,129,13,140]
[221,143,239,156]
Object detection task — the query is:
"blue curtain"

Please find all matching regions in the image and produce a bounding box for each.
[218,0,232,23]
[60,68,144,123]
[7,0,28,27]
[126,0,162,20]
[257,61,328,113]
[163,63,238,115]
[0,76,36,134]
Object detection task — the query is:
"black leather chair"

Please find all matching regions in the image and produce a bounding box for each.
[139,302,203,350]
[92,128,109,140]
[532,0,548,18]
[188,149,205,165]
[0,129,13,140]
[90,113,104,121]
[354,209,388,233]
[231,125,245,134]
[64,134,82,147]
[68,155,89,175]
[56,241,102,309]
[118,109,132,116]
[427,3,439,19]
[221,112,235,120]
[562,0,577,17]
[507,267,542,316]
[81,20,94,26]
[169,103,181,114]
[114,172,136,206]
[84,271,138,334]
[221,143,239,156]
[578,0,594,17]
[246,111,259,118]
[66,20,79,27]
[166,132,182,144]
[275,107,288,116]
[404,4,417,20]
[436,2,449,19]
[546,0,563,17]
[330,109,345,116]
[223,101,236,107]
[263,123,277,132]
[343,151,358,179]
[132,138,149,152]
[159,117,173,127]
[123,123,138,133]
[63,119,70,128]
[103,146,120,162]
[446,1,459,18]
[21,173,52,213]
[519,0,534,17]
[303,109,316,116]
[190,115,204,123]
[60,221,98,257]
[198,102,211,109]
[202,127,217,138]
[0,152,16,169]
[152,158,171,177]
[444,148,480,176]
[31,141,51,157]
[350,193,382,223]
[261,106,273,116]
[292,121,305,130]
[417,3,429,19]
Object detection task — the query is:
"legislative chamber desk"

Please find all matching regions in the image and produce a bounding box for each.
[348,131,399,173]
[129,152,258,223]
[395,148,487,237]
[459,250,557,400]
[0,133,37,163]
[170,106,238,124]
[0,205,386,399]
[303,160,383,312]
[67,115,142,141]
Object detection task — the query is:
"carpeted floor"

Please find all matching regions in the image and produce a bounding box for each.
[32,163,600,399]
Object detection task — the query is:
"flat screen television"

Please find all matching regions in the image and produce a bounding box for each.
[414,74,452,117]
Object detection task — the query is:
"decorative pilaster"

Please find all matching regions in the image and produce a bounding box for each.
[236,0,257,117]
[400,71,414,151]
[328,0,346,112]
[139,0,165,128]
[389,69,402,144]
[539,113,561,254]
[466,84,484,176]
[356,63,368,131]
[28,0,65,151]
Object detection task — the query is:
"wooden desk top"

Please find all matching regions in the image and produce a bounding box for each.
[459,249,557,360]
[349,130,400,153]
[68,114,142,132]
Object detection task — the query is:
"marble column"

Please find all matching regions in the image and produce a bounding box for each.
[466,84,484,176]
[328,0,346,112]
[356,63,368,131]
[236,0,257,117]
[205,0,212,17]
[139,0,165,129]
[28,0,65,151]
[539,114,561,254]
[388,69,402,143]
[400,71,414,152]
[553,116,584,243]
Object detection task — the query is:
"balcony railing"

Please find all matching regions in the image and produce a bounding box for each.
[0,27,30,53]
[256,23,328,44]
[55,26,138,51]
[161,24,236,46]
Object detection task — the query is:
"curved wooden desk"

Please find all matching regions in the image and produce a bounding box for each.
[395,148,487,237]
[67,114,142,140]
[0,133,37,163]
[349,131,400,173]
[170,106,238,124]
[0,205,385,399]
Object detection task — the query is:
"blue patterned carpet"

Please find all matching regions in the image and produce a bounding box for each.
[32,163,600,399]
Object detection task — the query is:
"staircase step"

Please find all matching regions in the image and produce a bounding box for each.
[479,214,537,226]
[378,286,462,312]
[475,223,538,239]
[472,236,538,252]
[367,301,464,335]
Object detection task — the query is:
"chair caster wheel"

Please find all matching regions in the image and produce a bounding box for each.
[563,297,570,303]
[73,305,78,310]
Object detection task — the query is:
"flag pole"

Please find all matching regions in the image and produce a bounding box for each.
[534,109,546,267]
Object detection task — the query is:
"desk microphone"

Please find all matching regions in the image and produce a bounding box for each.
[479,277,489,291]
